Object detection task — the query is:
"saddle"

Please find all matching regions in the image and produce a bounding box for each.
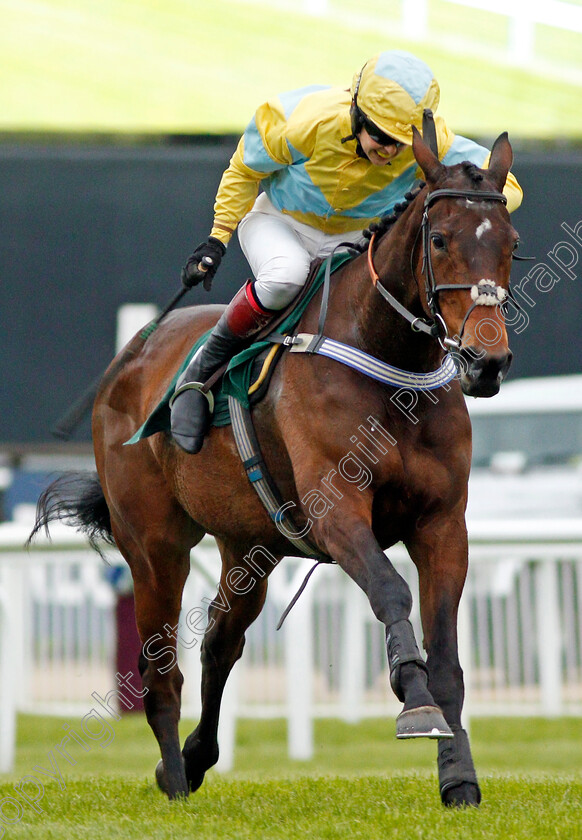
[126,251,355,445]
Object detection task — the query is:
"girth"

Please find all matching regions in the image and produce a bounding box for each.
[228,394,331,563]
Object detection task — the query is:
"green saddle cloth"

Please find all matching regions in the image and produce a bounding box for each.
[125,251,354,445]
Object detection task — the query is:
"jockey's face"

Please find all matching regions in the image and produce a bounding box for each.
[358,127,405,166]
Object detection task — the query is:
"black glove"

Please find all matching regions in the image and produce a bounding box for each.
[181,236,226,291]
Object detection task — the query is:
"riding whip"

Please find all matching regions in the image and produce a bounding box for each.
[52,258,213,440]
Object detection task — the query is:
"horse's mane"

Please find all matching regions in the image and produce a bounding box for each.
[462,162,485,184]
[361,161,488,247]
[361,180,426,246]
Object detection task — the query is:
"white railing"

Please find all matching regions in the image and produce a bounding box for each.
[292,0,582,72]
[445,0,582,34]
[2,519,582,772]
[401,0,582,62]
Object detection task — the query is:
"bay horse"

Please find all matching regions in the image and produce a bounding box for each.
[30,129,519,807]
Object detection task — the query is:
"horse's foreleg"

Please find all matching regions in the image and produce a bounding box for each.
[319,512,451,739]
[182,552,269,792]
[407,512,481,807]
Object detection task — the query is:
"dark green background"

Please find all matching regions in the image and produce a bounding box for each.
[1,138,581,444]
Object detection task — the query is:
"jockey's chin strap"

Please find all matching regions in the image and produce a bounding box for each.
[368,187,511,351]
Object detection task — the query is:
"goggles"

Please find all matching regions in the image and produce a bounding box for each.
[360,114,405,149]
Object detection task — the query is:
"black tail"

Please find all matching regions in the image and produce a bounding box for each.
[26,471,115,558]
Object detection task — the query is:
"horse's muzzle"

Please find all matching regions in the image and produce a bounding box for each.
[459,348,513,398]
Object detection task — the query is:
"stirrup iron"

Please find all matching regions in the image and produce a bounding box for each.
[169,382,215,414]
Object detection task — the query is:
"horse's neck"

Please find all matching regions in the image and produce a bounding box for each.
[348,203,444,373]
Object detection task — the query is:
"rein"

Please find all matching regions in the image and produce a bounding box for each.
[367,235,441,341]
[368,187,510,350]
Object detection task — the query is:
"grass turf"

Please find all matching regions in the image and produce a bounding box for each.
[1,774,581,839]
[10,714,582,780]
[1,0,581,138]
[1,715,581,838]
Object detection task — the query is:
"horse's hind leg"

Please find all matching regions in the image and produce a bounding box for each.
[182,540,270,792]
[131,556,192,798]
[112,532,191,799]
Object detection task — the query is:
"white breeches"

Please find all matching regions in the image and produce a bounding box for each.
[237,193,364,310]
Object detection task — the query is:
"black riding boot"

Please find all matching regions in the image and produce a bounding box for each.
[170,282,272,454]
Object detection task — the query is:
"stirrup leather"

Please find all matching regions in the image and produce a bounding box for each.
[169,381,215,414]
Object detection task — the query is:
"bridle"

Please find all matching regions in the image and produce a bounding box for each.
[368,187,510,350]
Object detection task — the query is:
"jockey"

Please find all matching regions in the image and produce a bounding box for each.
[171,49,523,453]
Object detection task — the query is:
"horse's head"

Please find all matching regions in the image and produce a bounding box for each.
[411,129,519,397]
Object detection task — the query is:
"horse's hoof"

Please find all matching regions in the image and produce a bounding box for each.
[441,782,481,808]
[396,705,454,739]
[155,759,169,794]
[187,767,207,794]
[155,758,188,798]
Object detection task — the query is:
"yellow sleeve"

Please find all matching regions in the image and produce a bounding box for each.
[210,97,298,246]
[434,119,523,214]
[502,170,523,214]
[210,137,268,246]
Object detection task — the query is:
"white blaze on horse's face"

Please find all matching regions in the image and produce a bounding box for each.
[475,218,492,240]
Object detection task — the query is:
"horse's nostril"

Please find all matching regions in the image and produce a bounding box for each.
[460,349,512,398]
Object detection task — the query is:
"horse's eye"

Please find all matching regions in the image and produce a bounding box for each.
[431,233,446,250]
[513,238,521,251]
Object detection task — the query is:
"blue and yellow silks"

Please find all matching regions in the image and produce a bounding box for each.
[210,54,522,247]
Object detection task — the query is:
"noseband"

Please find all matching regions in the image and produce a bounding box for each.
[368,187,509,350]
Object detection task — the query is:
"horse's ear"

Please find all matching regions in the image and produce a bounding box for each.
[485,132,513,192]
[412,126,445,185]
